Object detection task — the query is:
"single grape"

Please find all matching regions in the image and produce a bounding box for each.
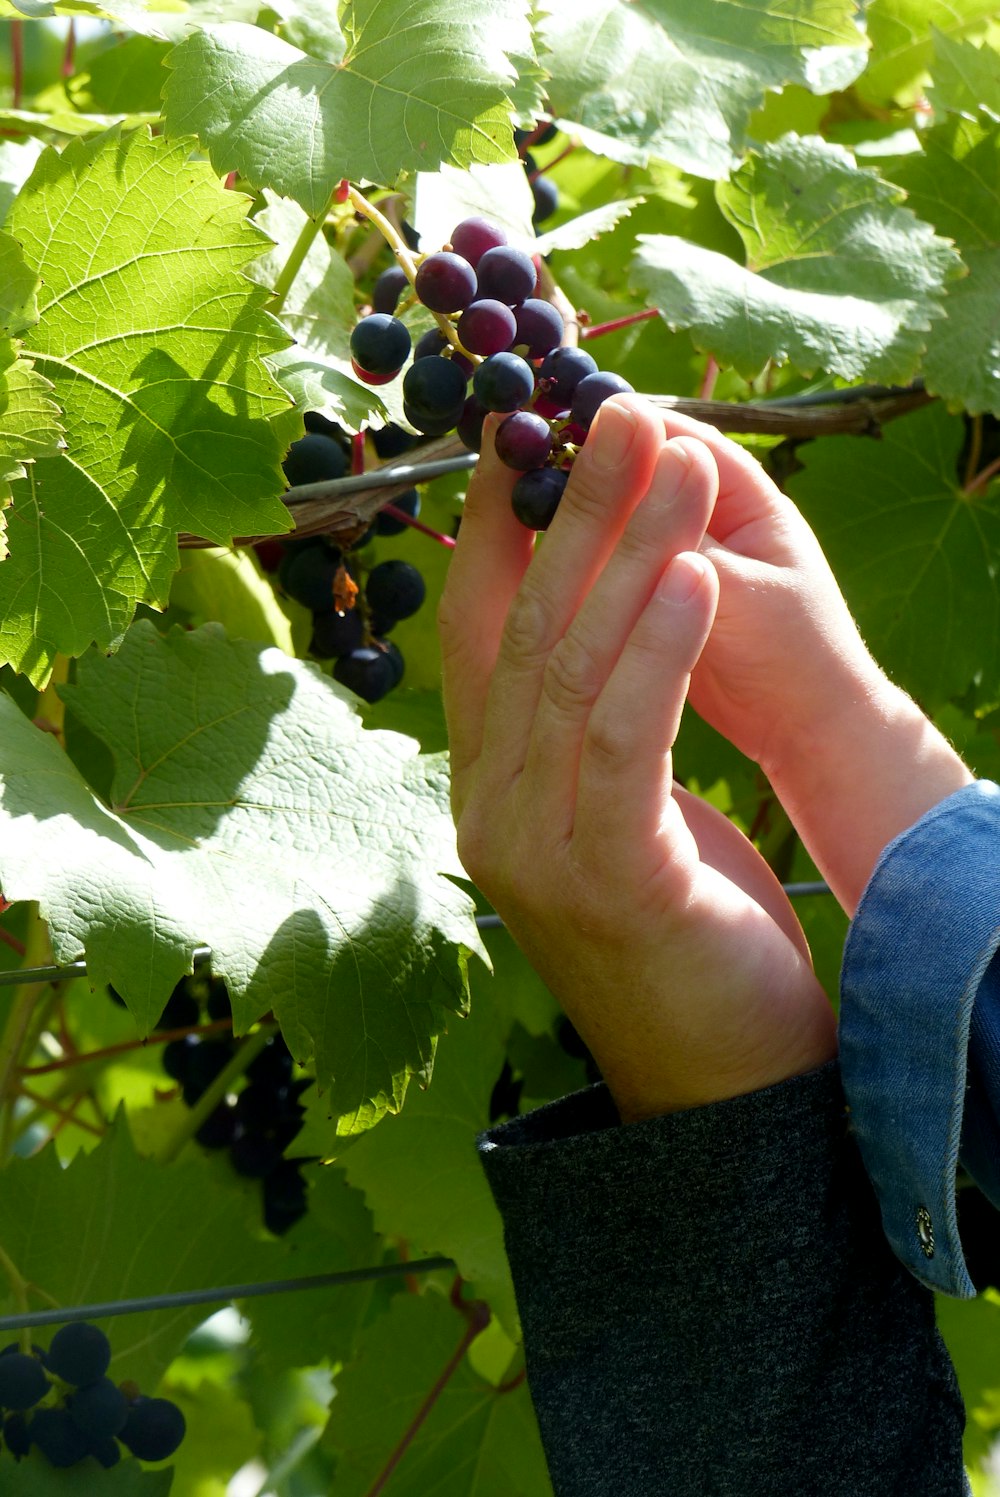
[402,357,467,425]
[475,245,537,306]
[413,327,449,361]
[571,371,635,428]
[3,1411,30,1458]
[450,216,508,268]
[334,644,402,703]
[457,299,516,357]
[247,1036,294,1089]
[511,467,569,530]
[538,345,598,404]
[377,639,406,688]
[456,396,487,453]
[370,424,416,460]
[531,174,559,225]
[366,560,426,624]
[231,1132,282,1178]
[282,433,348,488]
[195,1103,239,1150]
[302,411,348,441]
[512,299,564,359]
[349,314,411,377]
[280,546,340,612]
[371,264,409,314]
[0,1352,49,1410]
[414,252,477,313]
[473,352,535,414]
[154,982,199,1032]
[495,410,553,471]
[30,1407,91,1468]
[181,1039,235,1106]
[46,1324,111,1389]
[90,1435,122,1468]
[310,607,364,659]
[375,487,420,536]
[119,1397,186,1462]
[68,1377,128,1439]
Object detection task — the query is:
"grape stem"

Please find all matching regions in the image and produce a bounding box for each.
[11,21,23,110]
[380,503,456,550]
[579,307,658,341]
[965,453,1000,496]
[270,186,340,316]
[17,1082,106,1139]
[158,1024,276,1165]
[345,184,479,364]
[18,1016,234,1077]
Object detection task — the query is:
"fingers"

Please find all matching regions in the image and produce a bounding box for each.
[517,437,719,838]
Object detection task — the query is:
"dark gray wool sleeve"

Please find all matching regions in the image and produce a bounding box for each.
[477,1060,970,1497]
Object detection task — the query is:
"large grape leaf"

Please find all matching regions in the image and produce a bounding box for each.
[0,125,292,686]
[859,0,1000,105]
[631,135,963,382]
[0,1115,283,1391]
[0,344,63,518]
[927,29,1000,118]
[888,115,1000,416]
[785,402,1000,707]
[7,1462,173,1495]
[340,995,519,1334]
[323,1293,552,1496]
[537,0,868,178]
[0,620,483,1126]
[161,1,533,212]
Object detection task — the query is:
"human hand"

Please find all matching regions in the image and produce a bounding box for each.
[439,396,837,1122]
[656,410,973,914]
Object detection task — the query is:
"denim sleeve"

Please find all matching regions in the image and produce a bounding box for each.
[477,1062,969,1497]
[839,778,1000,1298]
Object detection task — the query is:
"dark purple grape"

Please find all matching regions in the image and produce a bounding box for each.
[450,216,508,268]
[30,1407,90,1467]
[366,560,426,623]
[310,607,364,659]
[195,1103,239,1149]
[457,396,487,452]
[282,433,348,488]
[495,410,553,471]
[375,488,420,536]
[475,245,537,306]
[119,1397,186,1462]
[68,1377,128,1439]
[334,645,401,703]
[414,327,449,361]
[281,546,340,612]
[457,299,516,356]
[371,264,409,314]
[155,983,199,1032]
[531,174,559,224]
[403,357,467,425]
[302,411,348,441]
[230,1132,282,1178]
[0,1343,47,1365]
[3,1411,29,1458]
[371,424,416,460]
[349,314,411,376]
[513,299,564,359]
[246,1034,293,1085]
[571,371,635,427]
[0,1352,48,1410]
[538,345,597,404]
[511,467,569,530]
[378,639,405,687]
[235,1082,293,1132]
[181,1040,235,1106]
[414,252,477,313]
[90,1435,122,1468]
[47,1324,111,1389]
[473,352,535,413]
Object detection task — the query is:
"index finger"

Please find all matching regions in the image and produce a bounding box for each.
[658,408,794,558]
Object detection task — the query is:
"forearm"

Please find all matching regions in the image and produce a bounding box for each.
[479,1063,969,1497]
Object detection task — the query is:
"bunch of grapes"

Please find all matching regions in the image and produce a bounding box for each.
[351,213,633,533]
[0,1323,185,1470]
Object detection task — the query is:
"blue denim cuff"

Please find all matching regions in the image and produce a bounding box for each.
[840,778,1000,1298]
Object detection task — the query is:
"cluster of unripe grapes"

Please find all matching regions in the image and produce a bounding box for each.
[0,1322,184,1470]
[352,212,633,532]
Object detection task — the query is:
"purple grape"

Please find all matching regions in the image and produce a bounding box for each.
[473,352,535,413]
[349,314,411,376]
[476,245,538,306]
[538,345,598,404]
[67,1378,128,1439]
[231,1132,282,1178]
[282,433,347,488]
[513,299,564,358]
[370,424,416,460]
[334,645,401,702]
[119,1398,186,1462]
[29,1407,90,1467]
[281,545,340,612]
[414,327,449,361]
[511,467,569,530]
[414,252,477,313]
[46,1324,110,1389]
[457,396,487,452]
[372,264,409,314]
[531,175,559,224]
[571,371,635,427]
[495,410,553,471]
[3,1412,29,1458]
[310,607,364,659]
[366,560,426,623]
[450,216,508,268]
[457,299,516,357]
[403,357,467,424]
[195,1103,239,1149]
[0,1353,48,1410]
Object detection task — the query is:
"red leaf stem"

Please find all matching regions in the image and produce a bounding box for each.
[579,307,659,341]
[380,503,456,549]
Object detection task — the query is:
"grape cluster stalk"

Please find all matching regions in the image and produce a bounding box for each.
[0,1323,185,1471]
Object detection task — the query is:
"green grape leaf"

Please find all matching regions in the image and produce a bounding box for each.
[162,3,533,211]
[631,136,963,382]
[860,0,1000,106]
[274,0,347,60]
[0,620,482,1125]
[0,137,42,226]
[66,35,173,114]
[0,1115,283,1391]
[785,402,1000,707]
[323,1293,552,1496]
[340,996,518,1334]
[538,0,868,178]
[248,192,386,433]
[927,29,1000,118]
[888,114,1000,416]
[169,546,297,653]
[0,343,63,517]
[0,229,39,334]
[6,1460,173,1495]
[0,125,292,685]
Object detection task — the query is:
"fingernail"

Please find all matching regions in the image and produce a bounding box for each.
[649,438,693,500]
[659,554,704,605]
[590,402,638,471]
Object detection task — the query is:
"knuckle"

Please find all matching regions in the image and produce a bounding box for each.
[542,631,604,715]
[498,582,556,671]
[582,703,637,768]
[564,470,615,526]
